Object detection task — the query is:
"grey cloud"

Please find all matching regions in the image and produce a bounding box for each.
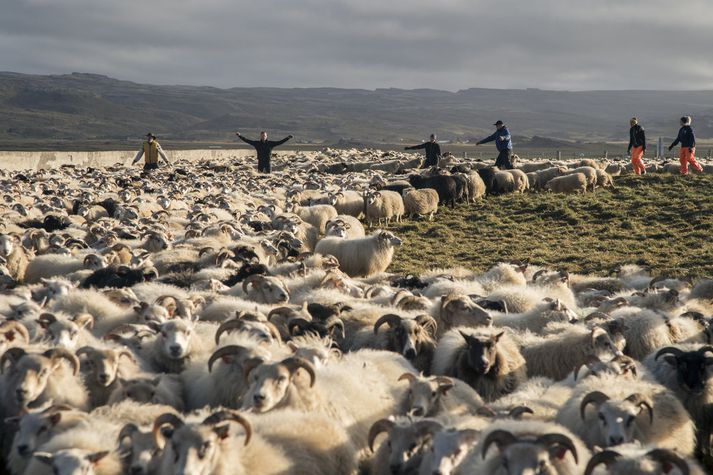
[1,0,713,90]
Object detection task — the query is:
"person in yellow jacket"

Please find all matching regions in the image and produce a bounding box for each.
[131,132,171,171]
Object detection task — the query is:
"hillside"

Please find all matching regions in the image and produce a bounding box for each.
[1,72,713,148]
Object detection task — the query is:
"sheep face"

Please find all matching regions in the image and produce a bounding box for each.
[482,430,578,475]
[591,326,626,360]
[102,288,140,308]
[9,409,67,459]
[460,331,505,374]
[242,357,315,413]
[539,299,578,324]
[370,418,439,474]
[243,275,289,304]
[0,233,18,257]
[118,424,158,475]
[158,320,195,360]
[8,300,42,320]
[133,302,170,325]
[143,232,170,253]
[164,425,231,475]
[442,295,492,328]
[115,377,161,404]
[377,230,402,248]
[656,347,713,395]
[376,315,436,361]
[581,392,654,447]
[39,278,77,303]
[1,351,76,411]
[39,313,93,350]
[425,428,479,475]
[400,374,454,417]
[34,448,109,475]
[78,347,133,387]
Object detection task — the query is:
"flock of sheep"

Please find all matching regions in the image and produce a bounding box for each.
[0,147,712,475]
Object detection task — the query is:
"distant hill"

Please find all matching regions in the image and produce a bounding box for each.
[1,72,712,148]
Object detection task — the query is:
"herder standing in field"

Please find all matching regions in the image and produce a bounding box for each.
[131,132,172,171]
[404,134,441,168]
[669,116,703,175]
[627,117,647,175]
[476,120,514,169]
[236,130,293,173]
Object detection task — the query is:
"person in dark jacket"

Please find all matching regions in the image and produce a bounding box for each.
[668,116,703,175]
[236,130,293,173]
[404,134,441,168]
[476,120,513,169]
[627,118,647,175]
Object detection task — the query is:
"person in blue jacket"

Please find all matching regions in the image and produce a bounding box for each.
[476,120,513,169]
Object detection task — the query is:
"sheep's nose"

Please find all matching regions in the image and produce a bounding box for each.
[130,466,146,475]
[411,406,425,417]
[17,444,29,456]
[15,388,27,401]
[169,345,182,356]
[390,463,402,474]
[253,394,266,404]
[98,373,110,384]
[608,436,624,446]
[404,348,417,360]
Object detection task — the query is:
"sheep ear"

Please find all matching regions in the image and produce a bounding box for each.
[86,451,109,464]
[49,412,63,426]
[213,423,232,440]
[492,331,505,343]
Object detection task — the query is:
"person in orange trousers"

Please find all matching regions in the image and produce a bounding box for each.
[627,117,646,175]
[669,116,703,175]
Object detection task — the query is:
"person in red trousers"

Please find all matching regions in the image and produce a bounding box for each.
[627,117,646,175]
[669,116,703,175]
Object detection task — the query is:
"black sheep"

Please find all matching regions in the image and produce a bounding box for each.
[81,266,157,289]
[408,174,458,208]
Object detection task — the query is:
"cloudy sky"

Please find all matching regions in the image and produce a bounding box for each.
[2,0,713,91]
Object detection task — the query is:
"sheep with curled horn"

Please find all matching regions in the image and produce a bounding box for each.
[368,416,444,475]
[434,293,493,337]
[583,444,705,475]
[75,344,140,407]
[215,311,282,345]
[233,273,290,304]
[346,313,437,373]
[555,374,696,456]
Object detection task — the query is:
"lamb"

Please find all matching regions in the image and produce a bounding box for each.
[408,174,459,208]
[76,344,140,407]
[314,230,402,277]
[347,313,437,373]
[365,190,405,226]
[402,187,439,220]
[286,203,338,233]
[519,322,626,381]
[431,327,527,402]
[0,347,89,416]
[396,372,484,417]
[0,233,30,282]
[583,444,705,475]
[544,173,588,194]
[555,375,696,455]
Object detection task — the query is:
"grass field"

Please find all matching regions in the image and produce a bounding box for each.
[389,173,713,278]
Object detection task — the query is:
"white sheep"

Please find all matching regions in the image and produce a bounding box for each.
[544,173,588,194]
[314,230,402,277]
[0,233,30,283]
[365,190,405,227]
[402,188,439,220]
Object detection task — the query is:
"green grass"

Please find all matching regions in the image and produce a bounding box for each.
[388,174,713,278]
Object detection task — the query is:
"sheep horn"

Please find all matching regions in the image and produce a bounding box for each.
[580,391,610,420]
[281,357,316,387]
[152,413,184,450]
[536,433,579,463]
[696,345,713,355]
[325,316,345,340]
[532,269,548,282]
[43,348,80,375]
[648,275,670,289]
[72,313,94,330]
[654,346,684,361]
[75,346,96,358]
[625,393,654,424]
[508,406,535,419]
[215,319,246,344]
[646,449,689,475]
[481,429,518,459]
[287,317,312,336]
[38,313,57,326]
[475,406,497,418]
[264,321,283,343]
[583,449,622,475]
[397,373,417,383]
[118,423,139,443]
[0,321,30,345]
[207,345,250,373]
[201,410,252,446]
[117,348,136,363]
[0,347,27,373]
[267,306,296,321]
[368,419,395,452]
[241,274,265,293]
[373,314,402,334]
[584,311,611,322]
